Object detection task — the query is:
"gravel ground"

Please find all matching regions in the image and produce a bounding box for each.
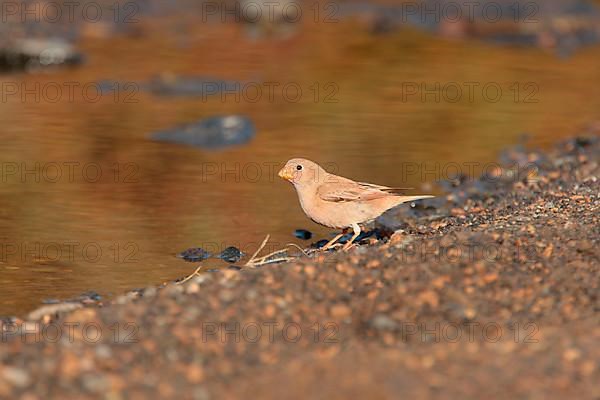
[0,137,598,399]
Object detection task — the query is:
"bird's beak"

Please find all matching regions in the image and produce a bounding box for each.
[278,167,294,181]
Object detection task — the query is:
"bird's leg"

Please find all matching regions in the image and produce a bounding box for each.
[342,223,362,251]
[321,228,348,251]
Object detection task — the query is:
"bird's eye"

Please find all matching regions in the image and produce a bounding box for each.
[296,165,303,171]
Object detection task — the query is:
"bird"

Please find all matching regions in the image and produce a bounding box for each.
[278,158,434,251]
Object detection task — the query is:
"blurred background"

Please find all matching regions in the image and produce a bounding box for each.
[1,0,600,315]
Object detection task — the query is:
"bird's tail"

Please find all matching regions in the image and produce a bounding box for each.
[398,195,434,203]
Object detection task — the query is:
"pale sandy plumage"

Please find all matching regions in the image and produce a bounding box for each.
[278,158,433,250]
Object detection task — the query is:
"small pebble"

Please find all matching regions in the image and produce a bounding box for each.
[2,367,31,388]
[177,248,212,262]
[370,314,398,331]
[217,247,244,263]
[294,229,312,240]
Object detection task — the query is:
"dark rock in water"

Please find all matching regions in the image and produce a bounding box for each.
[311,239,329,249]
[144,74,241,97]
[228,266,243,271]
[206,269,220,273]
[217,247,244,263]
[0,39,83,73]
[294,229,313,240]
[178,246,244,263]
[343,0,600,55]
[177,248,212,262]
[152,115,255,150]
[42,299,61,305]
[454,0,600,55]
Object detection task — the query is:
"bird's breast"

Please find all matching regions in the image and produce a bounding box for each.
[293,186,361,229]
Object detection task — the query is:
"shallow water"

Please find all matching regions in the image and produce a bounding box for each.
[1,17,600,316]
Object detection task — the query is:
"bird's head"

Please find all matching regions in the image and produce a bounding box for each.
[278,158,326,187]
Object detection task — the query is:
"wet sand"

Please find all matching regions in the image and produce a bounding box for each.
[0,136,598,399]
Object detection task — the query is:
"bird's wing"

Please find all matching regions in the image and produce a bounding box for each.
[357,182,414,195]
[317,178,412,202]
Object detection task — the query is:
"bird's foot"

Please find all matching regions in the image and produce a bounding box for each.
[342,242,358,252]
[341,223,362,252]
[320,229,348,251]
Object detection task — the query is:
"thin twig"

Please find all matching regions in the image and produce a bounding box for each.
[250,248,289,264]
[245,236,316,267]
[246,234,270,266]
[249,257,294,266]
[176,265,203,285]
[285,243,311,257]
[254,242,313,263]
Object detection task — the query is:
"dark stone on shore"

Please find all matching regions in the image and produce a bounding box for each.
[333,229,385,245]
[336,233,352,244]
[177,248,212,262]
[311,239,329,249]
[217,247,244,263]
[294,229,312,240]
[151,115,255,150]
